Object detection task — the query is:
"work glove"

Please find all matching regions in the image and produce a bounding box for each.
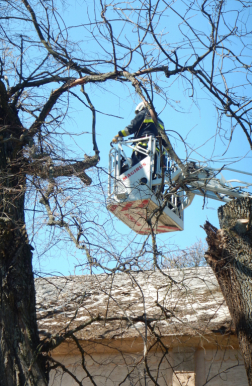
[112,134,120,143]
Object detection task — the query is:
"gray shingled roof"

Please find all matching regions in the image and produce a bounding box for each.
[36,267,232,341]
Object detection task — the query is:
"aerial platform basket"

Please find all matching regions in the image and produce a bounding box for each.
[107,136,252,235]
[107,137,184,235]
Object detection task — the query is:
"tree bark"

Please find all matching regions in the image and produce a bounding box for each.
[0,221,48,386]
[0,85,48,385]
[204,198,252,385]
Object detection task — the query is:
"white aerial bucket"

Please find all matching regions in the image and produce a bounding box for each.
[107,137,252,235]
[107,154,184,235]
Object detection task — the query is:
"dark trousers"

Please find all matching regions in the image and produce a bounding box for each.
[131,150,146,167]
[132,150,161,177]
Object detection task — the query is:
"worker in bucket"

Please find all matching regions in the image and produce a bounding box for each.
[112,102,165,170]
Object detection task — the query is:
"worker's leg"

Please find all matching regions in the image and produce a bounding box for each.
[131,150,147,185]
[131,150,146,167]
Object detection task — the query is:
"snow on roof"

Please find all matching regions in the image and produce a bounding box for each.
[36,267,232,341]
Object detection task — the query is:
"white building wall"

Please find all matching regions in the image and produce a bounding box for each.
[196,348,248,386]
[50,351,173,386]
[50,347,248,386]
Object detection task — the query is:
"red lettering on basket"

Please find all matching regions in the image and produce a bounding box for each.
[122,163,146,181]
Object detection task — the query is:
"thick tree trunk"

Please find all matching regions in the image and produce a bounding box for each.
[0,87,48,385]
[0,221,48,386]
[204,198,252,385]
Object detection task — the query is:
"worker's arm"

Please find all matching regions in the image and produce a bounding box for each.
[112,111,145,143]
[118,110,145,138]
